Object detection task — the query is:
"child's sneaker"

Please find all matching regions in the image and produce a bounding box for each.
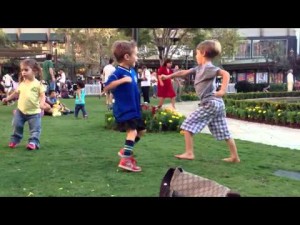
[9,142,18,148]
[118,157,141,172]
[118,149,136,158]
[118,148,125,157]
[26,143,37,150]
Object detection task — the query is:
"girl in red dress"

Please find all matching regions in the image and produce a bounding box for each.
[157,58,176,109]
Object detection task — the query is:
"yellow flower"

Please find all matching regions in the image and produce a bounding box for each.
[258,110,262,113]
[263,111,266,114]
[108,117,112,121]
[159,122,162,125]
[278,113,281,116]
[168,120,173,123]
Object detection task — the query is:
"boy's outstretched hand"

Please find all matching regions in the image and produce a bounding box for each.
[160,74,169,80]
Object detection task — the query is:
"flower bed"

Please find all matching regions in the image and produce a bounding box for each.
[104,104,186,132]
[225,91,300,128]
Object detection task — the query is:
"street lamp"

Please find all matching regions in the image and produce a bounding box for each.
[288,48,296,75]
[132,28,138,45]
[183,47,192,69]
[158,46,165,61]
[183,47,192,86]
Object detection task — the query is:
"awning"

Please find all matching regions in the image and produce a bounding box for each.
[6,33,18,42]
[49,33,65,43]
[0,48,44,58]
[19,33,47,42]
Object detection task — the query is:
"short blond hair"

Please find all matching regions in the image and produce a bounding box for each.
[196,40,221,59]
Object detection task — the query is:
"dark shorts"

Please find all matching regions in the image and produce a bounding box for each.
[117,118,146,132]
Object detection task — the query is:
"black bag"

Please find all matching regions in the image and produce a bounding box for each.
[159,167,240,197]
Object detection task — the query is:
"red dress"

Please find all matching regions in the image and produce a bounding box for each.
[157,66,176,98]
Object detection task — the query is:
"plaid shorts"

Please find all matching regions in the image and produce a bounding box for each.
[180,99,231,140]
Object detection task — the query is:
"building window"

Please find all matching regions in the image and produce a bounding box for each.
[252,39,287,58]
[269,72,284,83]
[235,40,251,59]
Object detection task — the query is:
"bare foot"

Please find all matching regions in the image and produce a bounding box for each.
[222,157,240,163]
[174,153,194,160]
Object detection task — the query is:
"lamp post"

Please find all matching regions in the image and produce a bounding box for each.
[132,28,138,45]
[132,28,139,72]
[289,48,296,71]
[183,47,192,85]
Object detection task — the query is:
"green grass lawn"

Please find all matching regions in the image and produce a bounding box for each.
[0,96,299,197]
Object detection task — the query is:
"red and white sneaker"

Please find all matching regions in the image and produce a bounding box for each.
[118,157,141,172]
[118,148,125,157]
[118,149,136,158]
[26,143,37,150]
[9,142,18,148]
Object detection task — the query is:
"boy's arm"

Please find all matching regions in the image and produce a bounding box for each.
[215,69,230,97]
[161,69,194,80]
[103,76,132,93]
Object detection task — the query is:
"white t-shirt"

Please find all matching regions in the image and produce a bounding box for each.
[141,69,151,87]
[60,72,66,83]
[103,64,116,82]
[151,74,158,86]
[3,74,13,87]
[287,73,294,83]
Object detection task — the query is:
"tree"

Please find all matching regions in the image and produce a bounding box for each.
[0,29,13,48]
[209,29,243,64]
[262,40,290,83]
[54,28,128,74]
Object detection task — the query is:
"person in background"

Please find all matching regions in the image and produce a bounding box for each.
[157,58,176,109]
[103,58,116,109]
[42,54,55,95]
[140,65,151,104]
[74,80,88,119]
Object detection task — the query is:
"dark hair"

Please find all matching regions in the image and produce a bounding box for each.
[163,58,172,67]
[112,40,137,63]
[109,58,114,64]
[76,80,85,89]
[49,90,56,95]
[46,54,53,60]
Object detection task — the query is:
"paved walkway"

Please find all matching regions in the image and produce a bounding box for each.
[164,101,300,150]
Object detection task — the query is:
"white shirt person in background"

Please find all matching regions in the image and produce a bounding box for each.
[287,69,294,92]
[140,65,151,104]
[102,58,116,108]
[2,73,14,95]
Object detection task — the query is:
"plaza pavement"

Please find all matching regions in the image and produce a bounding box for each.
[164,101,300,150]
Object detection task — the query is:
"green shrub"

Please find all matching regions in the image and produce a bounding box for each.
[270,83,287,92]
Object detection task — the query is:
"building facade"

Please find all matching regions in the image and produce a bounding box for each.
[222,28,298,84]
[2,28,66,56]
